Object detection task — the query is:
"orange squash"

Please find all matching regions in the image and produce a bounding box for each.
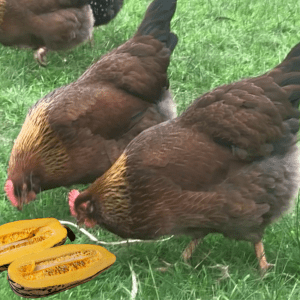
[0,218,75,271]
[8,244,116,298]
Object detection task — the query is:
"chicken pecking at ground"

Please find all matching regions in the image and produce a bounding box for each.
[5,0,178,210]
[69,42,300,272]
[89,0,123,27]
[0,0,94,66]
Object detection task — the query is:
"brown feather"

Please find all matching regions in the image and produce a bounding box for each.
[0,0,5,25]
[0,0,94,65]
[6,0,178,209]
[72,42,300,262]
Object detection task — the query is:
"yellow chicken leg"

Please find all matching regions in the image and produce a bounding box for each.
[255,241,274,273]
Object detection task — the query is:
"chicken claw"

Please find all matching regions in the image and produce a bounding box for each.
[255,241,274,275]
[34,47,47,67]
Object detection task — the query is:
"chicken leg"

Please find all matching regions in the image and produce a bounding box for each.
[182,238,201,262]
[34,47,48,66]
[255,241,274,273]
[183,239,274,274]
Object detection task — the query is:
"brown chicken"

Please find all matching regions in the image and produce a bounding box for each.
[0,0,94,65]
[5,0,177,209]
[70,42,300,272]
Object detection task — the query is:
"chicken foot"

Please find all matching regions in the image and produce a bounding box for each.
[254,241,274,273]
[34,47,48,66]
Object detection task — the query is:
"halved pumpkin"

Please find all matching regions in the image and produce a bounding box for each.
[0,218,75,271]
[8,244,116,298]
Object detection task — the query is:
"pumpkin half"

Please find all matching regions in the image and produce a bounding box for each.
[7,244,116,298]
[0,218,75,271]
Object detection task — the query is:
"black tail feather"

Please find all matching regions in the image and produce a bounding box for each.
[167,32,178,53]
[136,0,178,51]
[288,89,300,108]
[280,74,300,87]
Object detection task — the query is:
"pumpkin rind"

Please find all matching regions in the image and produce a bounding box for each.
[0,218,72,271]
[7,244,116,298]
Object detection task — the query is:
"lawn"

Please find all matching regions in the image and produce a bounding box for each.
[1,0,300,299]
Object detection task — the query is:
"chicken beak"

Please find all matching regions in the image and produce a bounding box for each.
[18,184,36,210]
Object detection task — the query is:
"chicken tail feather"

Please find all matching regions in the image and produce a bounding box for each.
[268,42,300,108]
[136,0,178,52]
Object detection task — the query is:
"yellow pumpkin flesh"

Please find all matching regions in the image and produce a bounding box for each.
[7,244,116,297]
[0,218,72,271]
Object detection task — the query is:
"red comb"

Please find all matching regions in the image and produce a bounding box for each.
[4,180,18,207]
[68,189,80,217]
[68,189,96,228]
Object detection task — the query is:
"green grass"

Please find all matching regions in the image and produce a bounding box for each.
[1,0,300,299]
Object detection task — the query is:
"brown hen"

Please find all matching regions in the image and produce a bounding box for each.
[0,0,94,65]
[5,0,178,209]
[70,42,300,272]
